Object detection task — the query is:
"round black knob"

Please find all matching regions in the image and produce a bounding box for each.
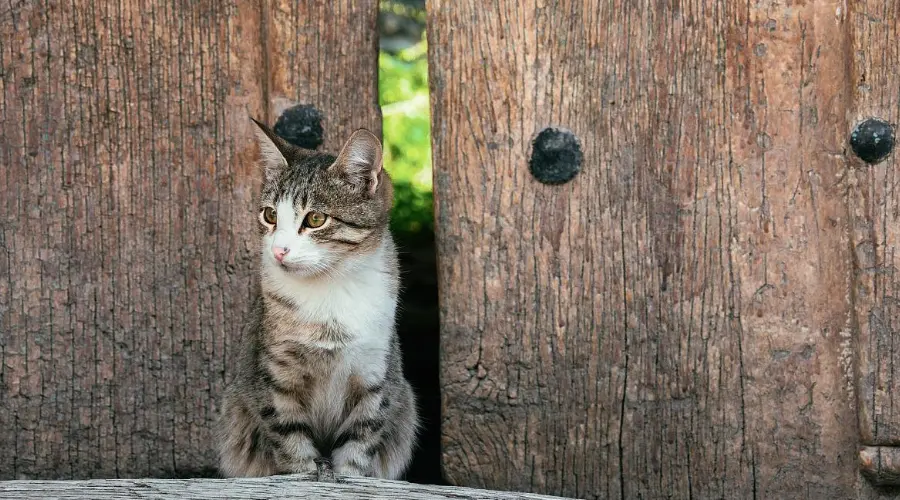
[850,118,895,165]
[528,127,583,185]
[274,104,325,150]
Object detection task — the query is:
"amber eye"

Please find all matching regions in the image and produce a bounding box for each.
[303,211,328,228]
[261,207,277,225]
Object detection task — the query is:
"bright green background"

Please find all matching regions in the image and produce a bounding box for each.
[380,39,434,236]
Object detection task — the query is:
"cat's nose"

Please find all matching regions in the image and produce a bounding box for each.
[273,246,290,262]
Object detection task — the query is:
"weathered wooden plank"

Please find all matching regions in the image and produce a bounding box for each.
[845,1,900,496]
[0,0,380,479]
[0,0,265,479]
[266,0,382,149]
[846,0,900,446]
[0,476,576,500]
[428,1,858,498]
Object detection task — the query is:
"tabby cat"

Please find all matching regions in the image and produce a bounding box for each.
[216,119,418,479]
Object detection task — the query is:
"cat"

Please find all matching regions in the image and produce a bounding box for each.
[215,118,419,480]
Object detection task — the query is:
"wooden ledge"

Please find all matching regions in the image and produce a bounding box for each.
[0,474,578,500]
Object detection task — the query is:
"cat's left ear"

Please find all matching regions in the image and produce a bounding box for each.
[331,128,383,195]
[250,117,291,180]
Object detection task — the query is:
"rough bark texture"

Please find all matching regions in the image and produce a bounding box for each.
[848,0,900,445]
[0,0,379,479]
[0,475,573,500]
[266,0,381,149]
[429,1,860,498]
[847,1,900,496]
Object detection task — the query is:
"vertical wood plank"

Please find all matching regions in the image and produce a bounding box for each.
[0,0,266,479]
[0,0,379,479]
[428,1,859,498]
[847,0,900,446]
[266,0,382,149]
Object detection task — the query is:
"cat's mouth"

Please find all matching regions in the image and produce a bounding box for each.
[275,259,328,277]
[276,260,306,271]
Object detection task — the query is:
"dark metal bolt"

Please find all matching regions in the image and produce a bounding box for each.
[528,127,583,185]
[850,118,895,165]
[274,104,325,150]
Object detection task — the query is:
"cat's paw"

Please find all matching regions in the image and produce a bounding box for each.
[286,457,319,476]
[333,461,369,478]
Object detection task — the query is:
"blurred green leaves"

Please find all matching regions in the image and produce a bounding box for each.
[380,39,434,236]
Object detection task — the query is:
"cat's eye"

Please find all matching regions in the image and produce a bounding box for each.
[262,207,277,225]
[303,211,328,229]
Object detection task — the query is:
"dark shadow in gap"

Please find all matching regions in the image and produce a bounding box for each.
[395,227,446,486]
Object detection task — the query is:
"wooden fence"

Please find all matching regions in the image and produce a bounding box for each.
[2,0,900,499]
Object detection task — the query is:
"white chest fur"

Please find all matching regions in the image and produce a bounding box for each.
[261,246,398,386]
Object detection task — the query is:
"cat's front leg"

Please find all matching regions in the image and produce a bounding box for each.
[331,373,391,477]
[331,418,384,477]
[271,423,322,475]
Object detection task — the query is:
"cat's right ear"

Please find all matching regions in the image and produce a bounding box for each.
[250,117,289,180]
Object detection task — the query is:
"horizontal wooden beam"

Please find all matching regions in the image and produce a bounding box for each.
[0,474,578,500]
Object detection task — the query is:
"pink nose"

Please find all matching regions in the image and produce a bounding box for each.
[273,246,290,262]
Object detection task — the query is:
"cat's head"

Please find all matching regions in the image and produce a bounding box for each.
[250,118,393,279]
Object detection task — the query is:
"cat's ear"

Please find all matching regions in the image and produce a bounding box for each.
[331,128,383,195]
[250,117,290,179]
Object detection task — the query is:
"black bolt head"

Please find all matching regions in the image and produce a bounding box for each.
[274,104,325,150]
[528,127,583,185]
[850,118,895,165]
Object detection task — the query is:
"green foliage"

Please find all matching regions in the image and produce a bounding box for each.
[379,39,434,237]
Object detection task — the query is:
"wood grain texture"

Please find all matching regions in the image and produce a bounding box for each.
[0,0,264,479]
[0,475,575,500]
[266,0,382,150]
[429,1,858,498]
[846,0,900,447]
[0,0,379,479]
